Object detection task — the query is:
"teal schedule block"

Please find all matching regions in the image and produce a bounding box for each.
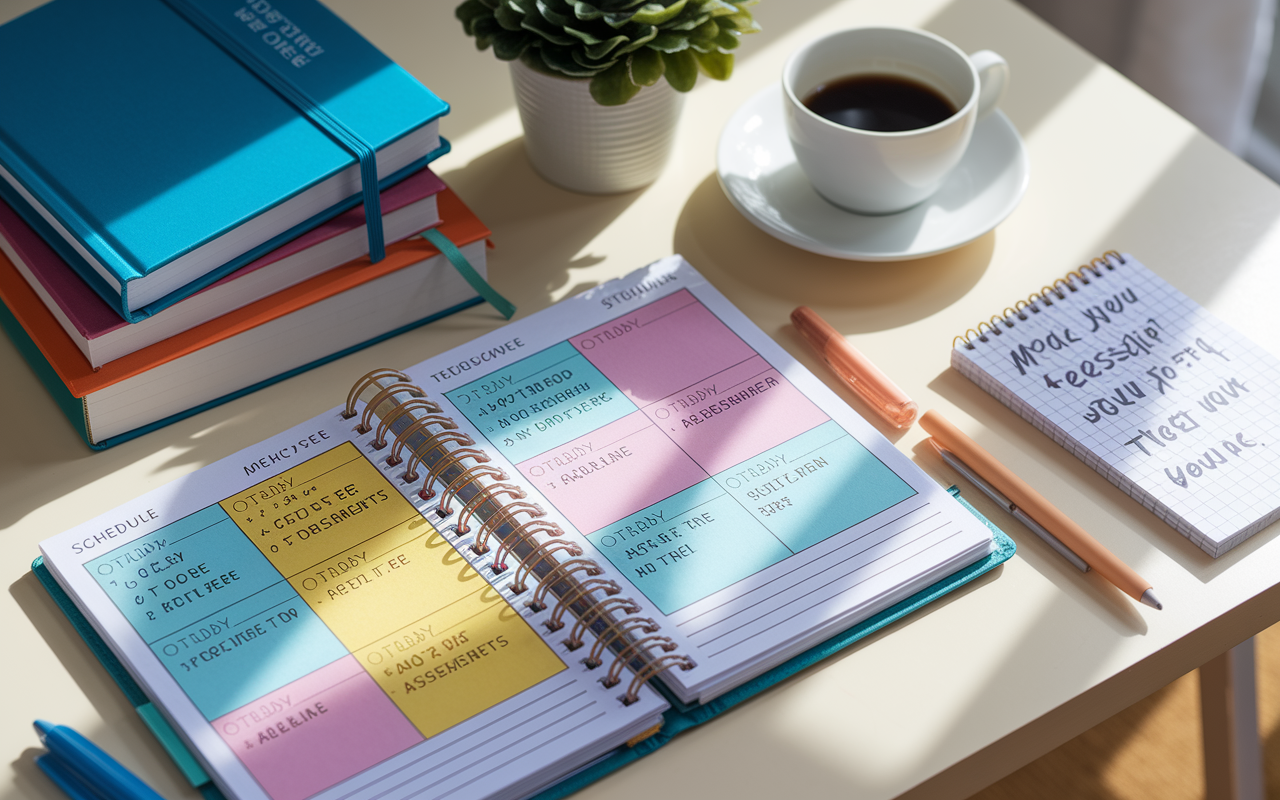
[715,420,917,552]
[149,581,349,720]
[86,506,289,641]
[446,341,637,464]
[87,504,350,720]
[587,480,793,615]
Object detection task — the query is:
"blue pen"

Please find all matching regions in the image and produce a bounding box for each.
[36,753,103,800]
[33,721,166,800]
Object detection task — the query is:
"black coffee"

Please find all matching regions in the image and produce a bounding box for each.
[803,74,957,132]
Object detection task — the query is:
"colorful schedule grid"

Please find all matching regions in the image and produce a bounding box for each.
[84,443,563,800]
[447,290,917,615]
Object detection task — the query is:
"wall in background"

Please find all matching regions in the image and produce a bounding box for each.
[1017,0,1280,179]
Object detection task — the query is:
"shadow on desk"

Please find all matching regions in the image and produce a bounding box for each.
[438,139,646,311]
[8,570,194,800]
[672,173,995,331]
[1080,134,1280,316]
[13,746,64,800]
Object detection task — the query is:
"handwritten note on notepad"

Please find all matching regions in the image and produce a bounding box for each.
[952,252,1280,557]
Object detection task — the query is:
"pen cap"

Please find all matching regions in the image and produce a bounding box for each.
[791,307,917,426]
[35,722,167,800]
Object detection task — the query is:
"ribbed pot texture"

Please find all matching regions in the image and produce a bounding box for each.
[510,60,685,194]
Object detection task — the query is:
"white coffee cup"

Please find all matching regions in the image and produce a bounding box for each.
[782,27,1009,215]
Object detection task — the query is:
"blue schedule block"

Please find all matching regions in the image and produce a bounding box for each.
[88,504,350,720]
[86,506,289,642]
[588,480,793,615]
[715,420,917,552]
[446,341,637,464]
[148,580,349,720]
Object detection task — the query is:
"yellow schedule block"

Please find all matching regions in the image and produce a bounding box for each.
[220,443,416,578]
[357,583,565,739]
[222,442,565,738]
[291,515,488,649]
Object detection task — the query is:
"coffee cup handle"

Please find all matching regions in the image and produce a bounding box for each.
[969,50,1009,119]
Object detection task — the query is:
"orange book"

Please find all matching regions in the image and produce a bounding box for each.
[0,189,492,449]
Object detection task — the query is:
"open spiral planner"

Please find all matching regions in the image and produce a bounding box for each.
[37,256,1010,800]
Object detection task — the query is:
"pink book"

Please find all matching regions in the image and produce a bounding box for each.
[0,167,445,368]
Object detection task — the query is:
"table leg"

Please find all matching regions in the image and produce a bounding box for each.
[1199,637,1264,800]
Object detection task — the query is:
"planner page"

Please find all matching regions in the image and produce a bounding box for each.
[39,416,668,800]
[405,256,995,703]
[951,253,1280,557]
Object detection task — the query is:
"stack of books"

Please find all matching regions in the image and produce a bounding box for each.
[0,0,495,449]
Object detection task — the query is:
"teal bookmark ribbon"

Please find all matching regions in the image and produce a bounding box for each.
[422,228,516,319]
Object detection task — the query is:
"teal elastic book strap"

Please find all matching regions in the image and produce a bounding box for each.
[157,0,384,262]
[0,144,448,323]
[423,227,516,319]
[158,0,386,262]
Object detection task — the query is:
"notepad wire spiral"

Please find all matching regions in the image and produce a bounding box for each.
[952,250,1128,349]
[343,369,696,706]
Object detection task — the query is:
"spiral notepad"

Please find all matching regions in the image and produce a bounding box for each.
[38,256,998,800]
[952,252,1280,557]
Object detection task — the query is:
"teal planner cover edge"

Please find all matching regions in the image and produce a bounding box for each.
[0,0,450,315]
[30,491,1012,800]
[33,557,226,800]
[0,292,483,451]
[0,145,450,324]
[530,492,1015,800]
[0,286,91,446]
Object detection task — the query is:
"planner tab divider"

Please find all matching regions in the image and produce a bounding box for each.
[345,369,697,706]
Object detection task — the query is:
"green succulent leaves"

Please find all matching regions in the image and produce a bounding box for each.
[457,0,760,105]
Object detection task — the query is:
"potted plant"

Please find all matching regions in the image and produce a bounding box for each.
[457,0,761,193]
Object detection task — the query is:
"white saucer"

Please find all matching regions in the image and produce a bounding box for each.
[716,83,1030,261]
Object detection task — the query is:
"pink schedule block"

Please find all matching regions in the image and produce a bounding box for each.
[572,290,755,406]
[647,356,830,474]
[515,410,708,533]
[212,656,421,800]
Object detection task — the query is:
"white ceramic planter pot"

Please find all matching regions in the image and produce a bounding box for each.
[509,60,685,194]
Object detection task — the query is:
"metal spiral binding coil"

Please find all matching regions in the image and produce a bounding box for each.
[438,464,508,516]
[357,383,423,434]
[584,618,661,670]
[403,431,475,486]
[952,250,1127,349]
[345,368,699,707]
[601,636,678,688]
[512,539,581,594]
[564,597,641,650]
[530,560,608,618]
[456,483,526,536]
[375,399,447,453]
[491,520,565,573]
[384,410,453,466]
[623,653,697,705]
[418,448,490,500]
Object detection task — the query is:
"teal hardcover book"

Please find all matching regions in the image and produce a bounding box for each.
[0,0,450,322]
[0,187,493,449]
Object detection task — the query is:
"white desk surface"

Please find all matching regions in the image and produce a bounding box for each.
[4,0,1280,798]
